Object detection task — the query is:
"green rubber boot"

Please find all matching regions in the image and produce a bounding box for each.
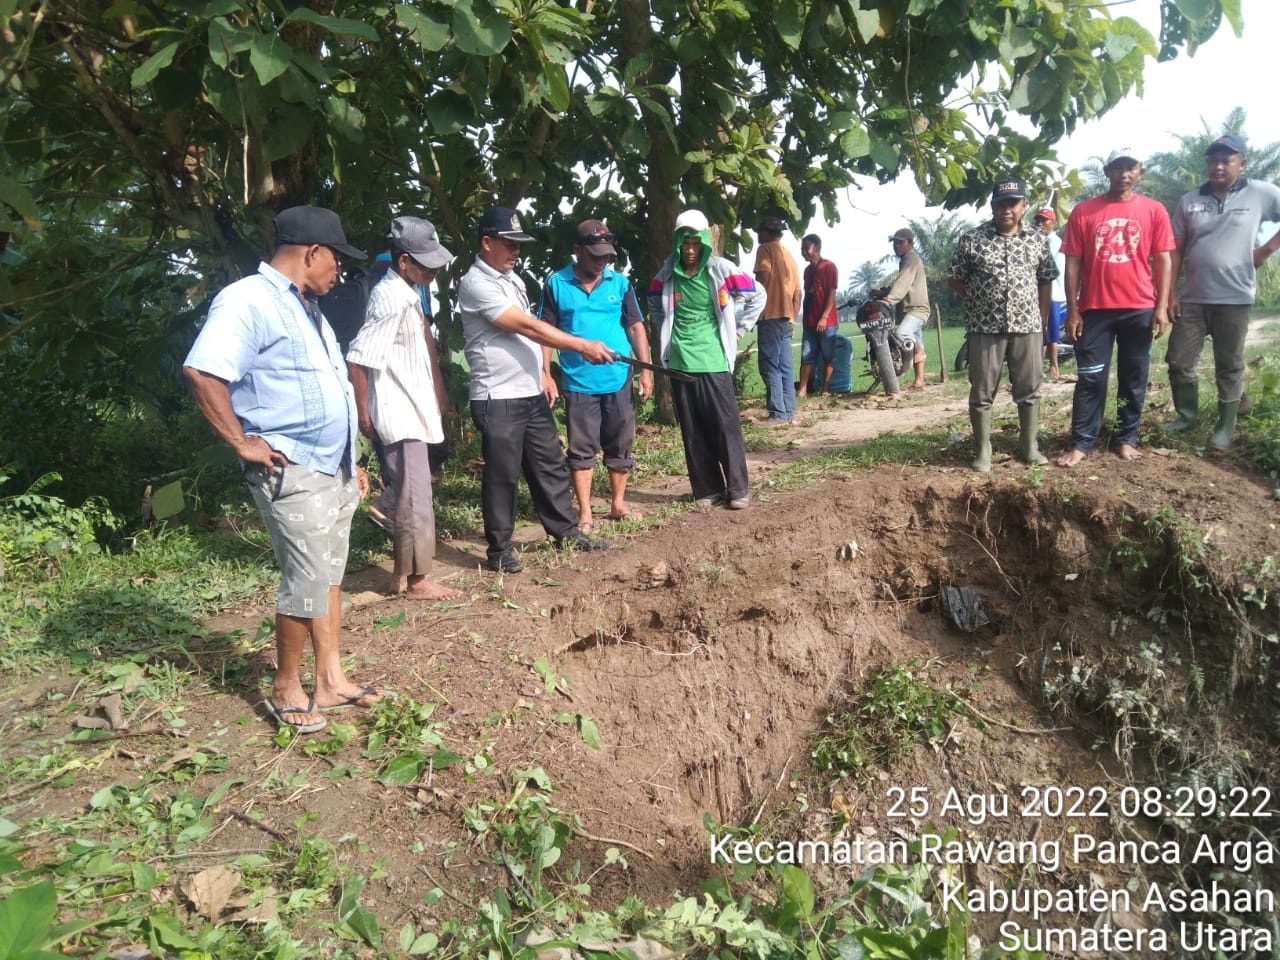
[1161,382,1199,433]
[970,409,993,472]
[1018,403,1048,465]
[1209,400,1239,451]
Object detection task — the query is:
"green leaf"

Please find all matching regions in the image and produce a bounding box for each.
[780,864,814,920]
[544,64,570,113]
[200,0,245,15]
[325,97,366,143]
[576,714,602,750]
[409,932,439,954]
[998,25,1036,61]
[839,127,871,159]
[851,9,879,44]
[264,108,314,161]
[207,18,253,68]
[773,0,803,51]
[250,33,291,85]
[146,914,197,949]
[380,753,426,784]
[284,8,380,42]
[131,40,180,88]
[1218,0,1243,35]
[131,861,158,892]
[868,134,898,172]
[0,172,41,226]
[426,747,462,769]
[337,875,382,947]
[0,880,58,958]
[452,0,512,57]
[1105,29,1137,62]
[1172,0,1216,22]
[533,658,557,692]
[397,3,451,51]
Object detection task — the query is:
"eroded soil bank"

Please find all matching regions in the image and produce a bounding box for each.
[15,445,1278,955]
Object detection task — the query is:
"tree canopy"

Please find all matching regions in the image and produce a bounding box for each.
[0,0,1243,499]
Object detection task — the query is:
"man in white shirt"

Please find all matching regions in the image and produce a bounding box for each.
[459,207,616,574]
[347,217,463,601]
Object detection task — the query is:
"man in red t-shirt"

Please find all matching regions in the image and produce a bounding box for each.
[1055,148,1174,468]
[798,233,840,397]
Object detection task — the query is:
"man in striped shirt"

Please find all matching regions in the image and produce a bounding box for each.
[347,217,464,601]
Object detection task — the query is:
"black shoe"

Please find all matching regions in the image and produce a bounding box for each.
[555,531,613,552]
[486,549,523,573]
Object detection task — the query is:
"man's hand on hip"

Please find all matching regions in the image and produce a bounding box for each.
[235,435,288,469]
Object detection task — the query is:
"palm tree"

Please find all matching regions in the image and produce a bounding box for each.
[906,212,978,323]
[1140,107,1280,211]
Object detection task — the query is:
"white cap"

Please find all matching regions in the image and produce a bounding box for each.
[1106,147,1141,167]
[674,210,709,232]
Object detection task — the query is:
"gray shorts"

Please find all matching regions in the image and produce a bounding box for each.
[245,463,358,617]
[563,383,636,473]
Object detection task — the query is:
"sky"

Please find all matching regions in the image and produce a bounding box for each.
[807,0,1280,286]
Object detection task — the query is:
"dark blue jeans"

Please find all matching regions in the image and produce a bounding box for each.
[756,318,796,420]
[1068,308,1154,454]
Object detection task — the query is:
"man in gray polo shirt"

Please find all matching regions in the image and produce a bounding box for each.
[1164,134,1280,449]
[459,206,616,574]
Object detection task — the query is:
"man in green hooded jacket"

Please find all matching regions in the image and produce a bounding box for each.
[647,210,766,508]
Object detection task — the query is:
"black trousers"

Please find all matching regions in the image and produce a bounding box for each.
[470,395,578,558]
[1067,308,1153,454]
[671,371,748,501]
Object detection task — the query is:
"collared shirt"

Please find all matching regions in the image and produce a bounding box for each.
[184,262,356,473]
[881,248,930,320]
[458,255,543,400]
[1173,176,1280,304]
[539,264,642,395]
[753,238,801,321]
[948,223,1058,335]
[346,270,443,445]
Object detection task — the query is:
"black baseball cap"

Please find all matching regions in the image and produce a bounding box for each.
[991,178,1028,203]
[575,219,617,255]
[1206,134,1245,156]
[274,206,366,259]
[479,207,535,242]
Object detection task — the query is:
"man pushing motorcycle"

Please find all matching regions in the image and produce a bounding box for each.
[877,228,931,390]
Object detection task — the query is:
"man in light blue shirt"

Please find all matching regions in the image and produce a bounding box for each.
[184,206,389,735]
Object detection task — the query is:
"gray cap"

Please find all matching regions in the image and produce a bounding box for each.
[389,216,453,269]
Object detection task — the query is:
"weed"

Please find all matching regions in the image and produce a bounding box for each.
[810,662,968,783]
[362,695,457,784]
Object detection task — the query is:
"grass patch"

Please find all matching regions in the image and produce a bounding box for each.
[810,662,970,783]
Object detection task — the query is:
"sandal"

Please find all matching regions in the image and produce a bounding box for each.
[320,685,396,712]
[264,695,327,734]
[607,509,644,523]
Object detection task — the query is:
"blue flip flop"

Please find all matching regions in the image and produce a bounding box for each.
[264,695,327,734]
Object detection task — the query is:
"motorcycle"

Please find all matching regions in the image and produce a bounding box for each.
[855,291,912,394]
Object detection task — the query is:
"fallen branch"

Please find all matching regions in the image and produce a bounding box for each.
[958,697,1068,735]
[227,807,290,843]
[573,828,653,861]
